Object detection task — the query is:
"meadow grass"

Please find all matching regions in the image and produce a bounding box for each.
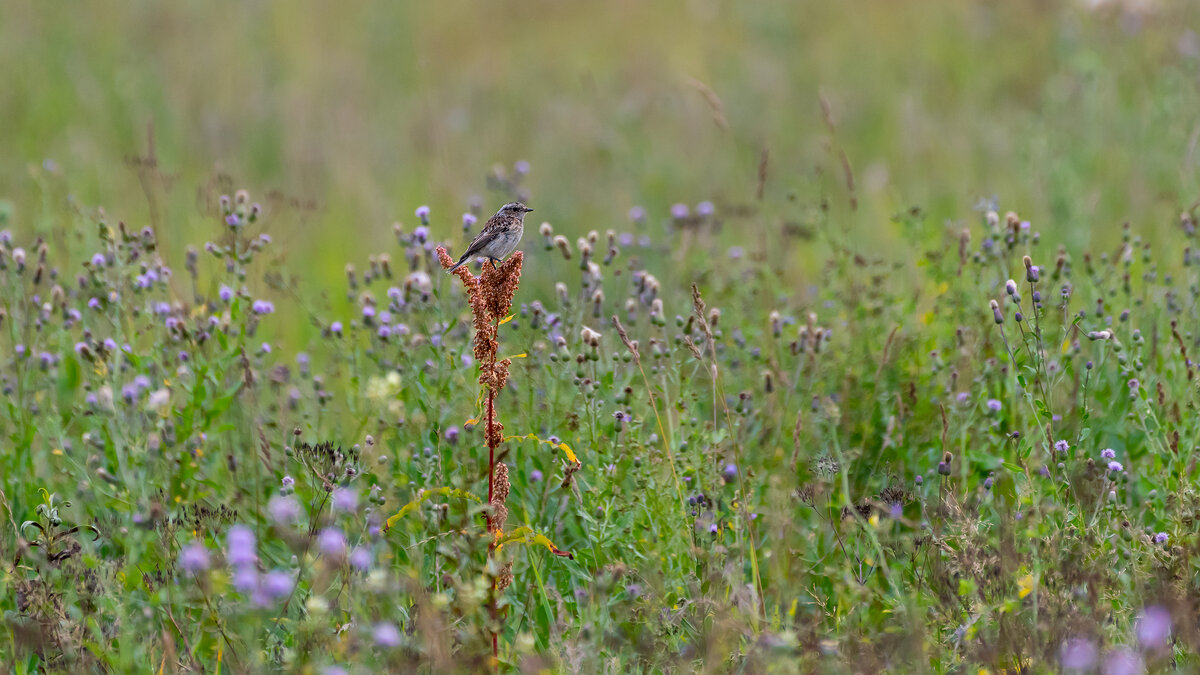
[4,1,1200,673]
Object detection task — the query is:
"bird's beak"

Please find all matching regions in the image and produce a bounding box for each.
[524,207,534,212]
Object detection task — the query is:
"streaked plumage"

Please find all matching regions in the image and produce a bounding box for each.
[447,202,532,272]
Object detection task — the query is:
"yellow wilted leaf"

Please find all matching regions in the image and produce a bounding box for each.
[1017,573,1035,599]
[465,417,479,426]
[496,526,573,558]
[383,487,481,533]
[504,432,580,465]
[499,314,515,325]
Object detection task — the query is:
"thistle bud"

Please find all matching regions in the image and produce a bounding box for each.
[990,299,1004,325]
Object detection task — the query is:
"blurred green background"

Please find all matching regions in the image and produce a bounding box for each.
[3,0,1200,296]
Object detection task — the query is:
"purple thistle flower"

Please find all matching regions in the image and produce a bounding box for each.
[1054,440,1070,454]
[462,213,477,229]
[330,321,343,336]
[414,205,430,224]
[986,399,1002,412]
[226,214,241,228]
[1107,461,1124,472]
[90,253,106,267]
[251,299,274,315]
[260,342,271,354]
[722,464,738,483]
[331,488,359,513]
[531,469,543,483]
[268,495,302,525]
[1136,606,1171,650]
[1101,647,1144,675]
[259,570,293,601]
[350,546,372,572]
[1060,638,1098,670]
[696,201,715,217]
[232,566,258,593]
[670,203,690,220]
[103,338,117,351]
[373,621,402,648]
[88,297,101,309]
[514,159,531,175]
[74,342,88,355]
[178,542,210,575]
[413,226,429,243]
[154,302,171,315]
[318,528,347,558]
[708,523,719,534]
[226,525,257,568]
[444,426,460,444]
[377,325,391,339]
[1152,532,1169,545]
[1101,448,1116,459]
[628,206,646,223]
[281,475,295,489]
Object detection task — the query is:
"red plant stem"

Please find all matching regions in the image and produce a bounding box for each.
[487,389,496,514]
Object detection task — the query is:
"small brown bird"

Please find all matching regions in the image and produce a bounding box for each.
[446,201,533,272]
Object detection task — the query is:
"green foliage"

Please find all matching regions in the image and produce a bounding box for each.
[3,1,1200,673]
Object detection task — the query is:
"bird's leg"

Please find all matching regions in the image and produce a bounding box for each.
[489,257,501,270]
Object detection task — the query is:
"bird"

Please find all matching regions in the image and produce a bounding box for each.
[446,201,533,273]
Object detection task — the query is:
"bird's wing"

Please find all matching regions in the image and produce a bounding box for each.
[458,227,493,259]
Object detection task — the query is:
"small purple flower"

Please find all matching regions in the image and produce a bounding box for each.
[226,525,257,567]
[377,325,391,339]
[1107,461,1124,473]
[90,253,106,267]
[914,475,923,486]
[178,542,210,575]
[260,342,271,354]
[226,214,241,228]
[74,342,88,356]
[444,426,460,445]
[322,668,349,675]
[728,246,744,260]
[361,305,376,319]
[531,469,543,483]
[708,523,719,534]
[103,338,117,351]
[330,321,343,336]
[696,201,715,217]
[281,475,295,489]
[260,570,293,601]
[268,495,302,525]
[373,621,402,648]
[722,464,738,483]
[514,159,531,175]
[628,206,646,223]
[1061,638,1098,670]
[983,476,994,490]
[252,299,274,315]
[1151,532,1168,545]
[332,488,359,513]
[232,566,258,593]
[986,399,1002,412]
[955,392,971,404]
[154,302,171,315]
[462,213,477,229]
[1101,647,1144,675]
[318,528,347,558]
[1101,448,1116,459]
[134,375,151,390]
[350,546,372,572]
[1136,606,1171,650]
[670,203,690,220]
[1054,440,1070,454]
[88,297,101,309]
[413,226,429,243]
[414,205,430,224]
